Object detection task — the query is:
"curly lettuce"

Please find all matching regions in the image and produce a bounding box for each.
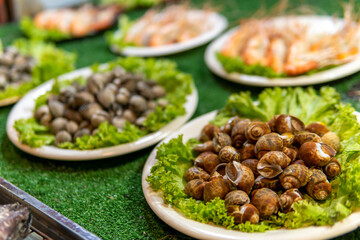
[147,86,360,232]
[0,39,76,101]
[13,57,193,150]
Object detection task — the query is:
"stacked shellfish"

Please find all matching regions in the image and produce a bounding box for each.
[184,114,341,224]
[34,66,167,145]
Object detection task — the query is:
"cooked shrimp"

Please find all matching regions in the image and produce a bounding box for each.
[242,30,269,66]
[266,36,287,73]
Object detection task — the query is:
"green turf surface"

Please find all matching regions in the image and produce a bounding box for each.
[1,0,360,239]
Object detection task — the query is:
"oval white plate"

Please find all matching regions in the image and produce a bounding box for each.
[142,111,360,240]
[111,11,228,57]
[205,15,360,87]
[6,66,198,161]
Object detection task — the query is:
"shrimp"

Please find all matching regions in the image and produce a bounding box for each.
[266,35,287,73]
[241,29,269,66]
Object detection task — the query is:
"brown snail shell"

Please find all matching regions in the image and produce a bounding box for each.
[221,116,241,135]
[323,158,341,178]
[275,114,305,134]
[203,172,231,202]
[240,141,256,161]
[257,151,291,178]
[203,153,220,174]
[184,179,206,200]
[251,188,280,218]
[211,163,228,177]
[194,152,213,168]
[231,203,260,224]
[267,115,280,132]
[213,132,232,153]
[224,190,250,207]
[232,134,247,149]
[306,169,332,201]
[255,133,283,159]
[282,147,298,162]
[321,132,340,152]
[305,122,329,137]
[225,161,254,194]
[291,159,306,166]
[245,121,271,142]
[279,164,312,190]
[241,159,259,178]
[254,176,282,191]
[200,124,220,142]
[294,131,321,146]
[231,119,251,148]
[194,141,215,153]
[279,189,303,213]
[184,167,210,182]
[280,132,295,147]
[219,146,240,163]
[299,142,336,167]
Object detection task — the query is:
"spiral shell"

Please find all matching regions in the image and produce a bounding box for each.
[257,151,291,178]
[213,132,232,153]
[241,159,259,178]
[251,188,280,218]
[219,146,240,163]
[194,152,213,168]
[299,142,336,167]
[295,131,321,146]
[275,114,305,134]
[231,204,260,224]
[193,141,215,153]
[200,124,220,142]
[221,116,241,135]
[254,133,283,159]
[245,121,271,142]
[280,132,295,147]
[321,132,340,152]
[240,141,256,161]
[184,179,206,200]
[225,190,250,207]
[291,159,306,166]
[306,169,332,201]
[203,172,231,202]
[184,167,210,182]
[279,164,312,190]
[267,115,280,132]
[279,189,303,213]
[282,147,298,162]
[203,153,220,174]
[225,161,254,194]
[305,122,329,137]
[231,119,250,148]
[254,176,282,191]
[323,158,341,178]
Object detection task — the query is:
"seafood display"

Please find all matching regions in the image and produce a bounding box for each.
[22,4,121,39]
[0,203,32,239]
[119,5,214,47]
[219,12,360,77]
[0,46,35,90]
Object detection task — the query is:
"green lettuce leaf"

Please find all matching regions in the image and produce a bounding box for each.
[106,15,135,50]
[14,118,55,147]
[100,0,161,9]
[147,86,360,232]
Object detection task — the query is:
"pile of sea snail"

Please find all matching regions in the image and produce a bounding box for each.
[184,114,341,224]
[0,46,35,90]
[34,67,167,145]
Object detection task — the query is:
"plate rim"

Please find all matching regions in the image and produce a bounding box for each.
[6,65,198,161]
[205,15,360,87]
[110,11,228,57]
[142,110,360,240]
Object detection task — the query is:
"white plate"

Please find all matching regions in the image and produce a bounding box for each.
[142,111,360,240]
[6,66,198,161]
[205,15,360,87]
[111,11,228,57]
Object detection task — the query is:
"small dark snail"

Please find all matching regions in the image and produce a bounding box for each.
[306,169,332,201]
[323,158,341,179]
[282,147,298,162]
[203,172,231,202]
[254,176,282,191]
[221,116,241,135]
[275,114,305,134]
[279,189,303,213]
[305,122,329,137]
[184,179,206,200]
[240,141,256,161]
[294,131,321,146]
[231,119,251,148]
[279,164,312,190]
[299,142,336,167]
[251,188,280,218]
[245,121,271,142]
[257,151,291,178]
[203,153,220,174]
[193,141,215,153]
[241,159,259,178]
[254,133,283,159]
[184,166,210,182]
[321,132,340,152]
[194,152,213,168]
[200,124,220,142]
[219,146,240,163]
[213,132,232,153]
[224,190,250,207]
[225,161,254,194]
[231,204,260,224]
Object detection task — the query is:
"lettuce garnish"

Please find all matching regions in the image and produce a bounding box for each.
[147,86,360,231]
[0,39,76,101]
[14,57,193,150]
[106,15,136,51]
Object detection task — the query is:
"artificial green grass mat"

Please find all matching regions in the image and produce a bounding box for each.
[1,0,360,239]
